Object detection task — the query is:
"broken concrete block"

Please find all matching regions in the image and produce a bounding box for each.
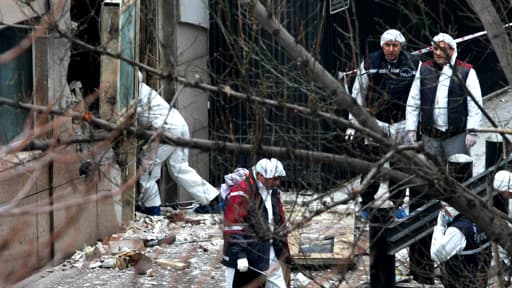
[154,259,190,270]
[108,239,145,253]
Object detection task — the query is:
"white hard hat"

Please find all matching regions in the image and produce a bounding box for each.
[494,170,512,192]
[380,29,406,47]
[255,158,286,178]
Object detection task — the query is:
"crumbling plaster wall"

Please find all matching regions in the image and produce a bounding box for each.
[0,1,123,283]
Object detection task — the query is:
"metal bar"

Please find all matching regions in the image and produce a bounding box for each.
[388,226,434,256]
[387,202,439,242]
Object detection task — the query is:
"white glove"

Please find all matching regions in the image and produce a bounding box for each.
[436,211,447,228]
[237,258,249,272]
[346,115,358,140]
[407,130,417,144]
[345,128,356,140]
[465,133,477,149]
[373,179,394,208]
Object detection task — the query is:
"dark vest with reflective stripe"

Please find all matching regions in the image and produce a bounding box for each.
[450,215,490,255]
[419,60,471,134]
[365,50,418,124]
[442,215,491,288]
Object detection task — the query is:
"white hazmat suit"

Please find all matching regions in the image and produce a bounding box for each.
[137,78,219,209]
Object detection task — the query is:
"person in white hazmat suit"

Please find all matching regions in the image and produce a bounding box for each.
[137,73,220,215]
[430,202,491,287]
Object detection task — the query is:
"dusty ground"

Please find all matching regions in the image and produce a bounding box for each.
[14,207,369,288]
[15,185,375,288]
[15,209,227,288]
[12,196,443,288]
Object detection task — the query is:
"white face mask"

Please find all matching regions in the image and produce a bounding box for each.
[441,210,453,223]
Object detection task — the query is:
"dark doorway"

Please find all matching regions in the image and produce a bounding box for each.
[68,0,101,114]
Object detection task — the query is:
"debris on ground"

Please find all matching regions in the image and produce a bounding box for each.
[17,187,507,287]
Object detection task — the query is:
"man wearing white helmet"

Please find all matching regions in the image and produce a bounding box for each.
[349,29,419,219]
[406,32,483,166]
[222,158,291,288]
[430,202,491,287]
[492,169,512,217]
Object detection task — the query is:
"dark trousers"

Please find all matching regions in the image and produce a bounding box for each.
[360,144,405,208]
[232,268,266,288]
[441,249,492,288]
[135,204,161,216]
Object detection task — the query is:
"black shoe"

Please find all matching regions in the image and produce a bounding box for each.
[194,196,224,214]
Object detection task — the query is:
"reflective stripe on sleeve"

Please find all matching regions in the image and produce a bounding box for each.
[227,191,248,198]
[459,242,491,255]
[224,225,244,231]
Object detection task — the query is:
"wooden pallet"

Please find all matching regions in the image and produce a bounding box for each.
[286,205,355,267]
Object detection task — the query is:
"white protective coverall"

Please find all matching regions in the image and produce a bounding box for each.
[137,79,219,208]
[430,206,467,264]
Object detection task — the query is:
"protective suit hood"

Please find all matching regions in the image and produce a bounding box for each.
[432,33,457,65]
[494,170,512,192]
[254,158,286,178]
[380,29,406,47]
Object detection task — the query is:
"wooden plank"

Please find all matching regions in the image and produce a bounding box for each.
[99,1,138,226]
[118,0,137,113]
[99,3,120,122]
[0,172,39,282]
[155,258,190,270]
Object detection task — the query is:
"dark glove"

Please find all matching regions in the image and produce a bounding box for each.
[79,160,93,178]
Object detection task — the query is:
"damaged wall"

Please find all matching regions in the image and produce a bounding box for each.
[0,1,125,284]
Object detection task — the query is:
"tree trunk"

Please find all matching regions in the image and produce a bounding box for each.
[466,0,512,85]
[157,0,178,102]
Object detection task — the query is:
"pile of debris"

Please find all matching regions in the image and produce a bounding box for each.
[14,189,380,287]
[16,209,226,287]
[16,188,450,287]
[69,213,188,274]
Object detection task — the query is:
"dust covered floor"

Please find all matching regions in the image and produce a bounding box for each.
[15,189,373,288]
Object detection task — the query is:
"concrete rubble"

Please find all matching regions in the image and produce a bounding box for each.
[15,190,434,288]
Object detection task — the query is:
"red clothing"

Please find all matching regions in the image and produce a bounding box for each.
[222,172,291,271]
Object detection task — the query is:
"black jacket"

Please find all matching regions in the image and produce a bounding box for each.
[364,50,418,124]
